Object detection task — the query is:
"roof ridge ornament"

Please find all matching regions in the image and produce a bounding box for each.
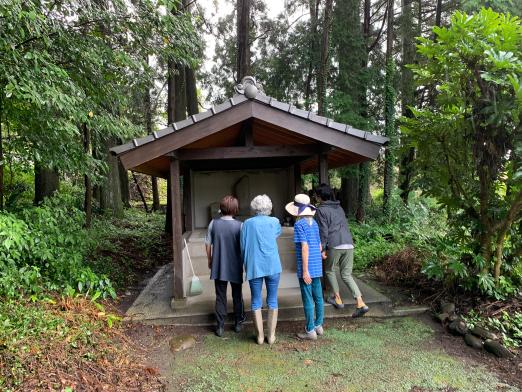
[234,76,261,99]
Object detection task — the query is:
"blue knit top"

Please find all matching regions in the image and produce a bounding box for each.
[240,215,282,281]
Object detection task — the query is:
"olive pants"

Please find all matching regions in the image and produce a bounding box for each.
[325,248,362,299]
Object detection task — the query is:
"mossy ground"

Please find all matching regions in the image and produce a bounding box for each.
[165,318,518,392]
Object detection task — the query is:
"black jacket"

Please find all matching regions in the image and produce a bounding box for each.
[315,200,353,250]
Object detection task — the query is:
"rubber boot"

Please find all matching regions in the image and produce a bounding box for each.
[253,309,264,345]
[267,309,278,345]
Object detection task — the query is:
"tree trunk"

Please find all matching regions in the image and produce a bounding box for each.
[340,174,359,218]
[356,0,373,223]
[132,172,150,213]
[100,138,123,217]
[166,57,187,231]
[119,161,130,208]
[82,123,92,227]
[356,162,370,223]
[304,0,320,109]
[143,60,160,212]
[317,0,333,117]
[236,0,251,82]
[34,164,59,205]
[398,0,416,204]
[185,67,199,116]
[151,177,160,211]
[174,64,186,121]
[383,0,396,216]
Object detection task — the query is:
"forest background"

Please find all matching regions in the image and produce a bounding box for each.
[0,0,521,389]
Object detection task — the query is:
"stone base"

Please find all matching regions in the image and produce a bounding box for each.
[170,297,188,310]
[126,263,393,325]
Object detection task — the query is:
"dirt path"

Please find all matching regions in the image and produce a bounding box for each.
[125,315,521,392]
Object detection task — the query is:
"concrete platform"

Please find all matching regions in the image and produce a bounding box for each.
[125,263,393,326]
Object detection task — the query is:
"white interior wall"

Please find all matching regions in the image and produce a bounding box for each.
[192,168,292,228]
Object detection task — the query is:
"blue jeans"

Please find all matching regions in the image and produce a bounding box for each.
[249,273,280,311]
[299,277,324,333]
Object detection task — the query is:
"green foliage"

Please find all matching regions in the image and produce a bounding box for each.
[403,8,522,297]
[86,208,169,289]
[465,310,522,348]
[0,0,200,180]
[352,194,446,270]
[0,194,115,299]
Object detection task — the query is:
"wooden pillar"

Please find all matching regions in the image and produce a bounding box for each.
[170,158,185,301]
[183,169,193,232]
[294,164,302,194]
[318,151,329,185]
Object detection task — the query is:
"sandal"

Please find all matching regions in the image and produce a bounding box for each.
[352,306,369,318]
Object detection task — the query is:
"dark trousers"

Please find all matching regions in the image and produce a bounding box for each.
[214,280,245,328]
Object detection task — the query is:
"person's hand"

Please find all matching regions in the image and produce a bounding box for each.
[322,251,327,260]
[208,259,212,269]
[303,271,312,285]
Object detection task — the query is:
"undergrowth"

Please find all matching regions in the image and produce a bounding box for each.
[0,193,116,299]
[0,296,162,391]
[351,194,446,270]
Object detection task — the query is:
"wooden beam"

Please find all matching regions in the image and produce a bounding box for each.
[319,151,329,185]
[170,158,184,300]
[120,101,253,170]
[169,145,318,161]
[251,102,381,160]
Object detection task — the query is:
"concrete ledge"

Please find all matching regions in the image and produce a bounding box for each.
[125,263,394,326]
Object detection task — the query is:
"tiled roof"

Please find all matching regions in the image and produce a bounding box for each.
[110,90,388,156]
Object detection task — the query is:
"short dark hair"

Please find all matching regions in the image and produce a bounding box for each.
[315,183,334,201]
[220,195,239,216]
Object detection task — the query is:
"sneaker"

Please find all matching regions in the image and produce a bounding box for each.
[315,325,324,336]
[297,329,318,341]
[215,326,224,337]
[326,295,345,309]
[352,306,369,318]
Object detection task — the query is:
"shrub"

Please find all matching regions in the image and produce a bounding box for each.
[0,194,115,299]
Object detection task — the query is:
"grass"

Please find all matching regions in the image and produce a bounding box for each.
[166,318,516,392]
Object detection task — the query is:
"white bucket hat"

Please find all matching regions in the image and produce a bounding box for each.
[285,194,316,217]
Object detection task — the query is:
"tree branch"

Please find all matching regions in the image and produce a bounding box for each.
[368,3,388,53]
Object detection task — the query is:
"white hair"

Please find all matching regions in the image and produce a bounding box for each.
[250,194,272,216]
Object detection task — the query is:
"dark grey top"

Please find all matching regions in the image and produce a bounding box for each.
[208,218,243,284]
[314,200,354,250]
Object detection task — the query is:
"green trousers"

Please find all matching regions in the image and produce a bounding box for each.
[325,248,362,299]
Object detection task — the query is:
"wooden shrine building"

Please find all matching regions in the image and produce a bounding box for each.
[110,76,388,307]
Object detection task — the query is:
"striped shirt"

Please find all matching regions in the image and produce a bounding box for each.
[294,217,323,279]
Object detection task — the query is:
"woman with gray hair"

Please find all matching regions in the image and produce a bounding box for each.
[240,194,282,345]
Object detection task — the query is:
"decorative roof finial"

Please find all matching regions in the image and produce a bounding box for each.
[235,76,260,99]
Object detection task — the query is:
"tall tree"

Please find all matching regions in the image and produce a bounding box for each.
[383,0,397,216]
[398,0,418,203]
[332,0,367,218]
[317,0,333,117]
[236,0,252,81]
[304,0,321,109]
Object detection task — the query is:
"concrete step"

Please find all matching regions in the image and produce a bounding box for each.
[125,264,393,326]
